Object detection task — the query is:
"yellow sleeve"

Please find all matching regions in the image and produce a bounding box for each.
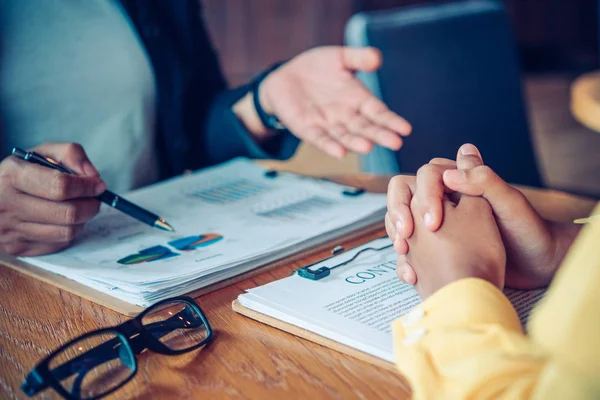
[393,204,600,399]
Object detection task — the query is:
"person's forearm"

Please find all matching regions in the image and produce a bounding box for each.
[203,86,300,165]
[394,278,596,399]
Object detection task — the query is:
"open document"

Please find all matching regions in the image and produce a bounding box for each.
[22,159,387,307]
[236,238,546,363]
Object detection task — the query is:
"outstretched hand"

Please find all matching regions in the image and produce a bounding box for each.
[260,46,412,158]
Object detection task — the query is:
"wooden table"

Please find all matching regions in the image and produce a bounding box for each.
[0,176,596,400]
[571,71,600,133]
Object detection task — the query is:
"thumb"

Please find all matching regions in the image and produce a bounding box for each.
[456,143,484,170]
[341,47,382,72]
[442,165,531,221]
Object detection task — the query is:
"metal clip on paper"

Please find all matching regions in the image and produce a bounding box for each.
[262,170,365,197]
[296,241,393,281]
[341,187,365,197]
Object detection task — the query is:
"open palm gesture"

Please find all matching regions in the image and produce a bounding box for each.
[260,46,412,158]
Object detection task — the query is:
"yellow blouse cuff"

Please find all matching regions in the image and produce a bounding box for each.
[393,278,523,346]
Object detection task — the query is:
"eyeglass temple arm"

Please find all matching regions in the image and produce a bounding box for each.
[21,310,198,396]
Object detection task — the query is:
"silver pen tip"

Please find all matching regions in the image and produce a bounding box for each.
[155,219,175,232]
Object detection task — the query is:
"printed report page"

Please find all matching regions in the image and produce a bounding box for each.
[238,238,546,362]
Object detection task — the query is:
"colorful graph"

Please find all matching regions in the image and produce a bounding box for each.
[117,233,224,265]
[168,233,224,251]
[256,196,337,221]
[117,246,179,265]
[189,179,271,204]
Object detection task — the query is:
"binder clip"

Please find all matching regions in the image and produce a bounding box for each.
[298,266,330,280]
[342,187,365,197]
[296,241,393,281]
[297,246,345,280]
[264,170,278,178]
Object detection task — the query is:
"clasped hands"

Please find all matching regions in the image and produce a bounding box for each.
[385,143,579,299]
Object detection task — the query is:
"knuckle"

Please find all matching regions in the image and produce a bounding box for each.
[89,199,101,217]
[0,156,18,171]
[429,157,453,165]
[2,242,25,257]
[385,216,394,237]
[387,176,412,205]
[58,226,79,243]
[64,142,84,156]
[410,195,420,210]
[0,225,15,239]
[416,164,436,177]
[388,175,404,191]
[477,166,495,182]
[0,159,17,186]
[424,194,441,206]
[49,173,71,200]
[62,203,80,225]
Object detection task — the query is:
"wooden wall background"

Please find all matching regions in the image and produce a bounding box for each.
[202,0,600,192]
[203,0,355,86]
[204,0,599,86]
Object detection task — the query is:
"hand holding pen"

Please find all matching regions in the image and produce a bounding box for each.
[0,143,173,257]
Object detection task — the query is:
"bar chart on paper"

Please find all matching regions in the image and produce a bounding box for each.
[21,158,388,308]
[254,195,338,221]
[189,179,272,204]
[116,234,224,265]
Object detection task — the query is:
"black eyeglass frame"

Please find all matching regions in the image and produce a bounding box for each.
[21,296,212,400]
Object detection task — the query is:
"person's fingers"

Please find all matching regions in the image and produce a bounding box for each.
[443,165,532,221]
[1,156,105,201]
[387,175,415,240]
[455,192,493,213]
[387,212,409,254]
[13,164,105,201]
[10,193,101,225]
[396,256,417,285]
[455,143,484,170]
[328,123,373,154]
[429,158,456,167]
[306,126,347,158]
[283,105,348,158]
[32,142,100,177]
[385,212,396,240]
[414,163,456,231]
[16,222,86,243]
[346,113,404,150]
[341,46,382,72]
[360,96,412,136]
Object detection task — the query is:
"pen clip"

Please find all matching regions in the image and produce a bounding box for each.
[12,147,73,174]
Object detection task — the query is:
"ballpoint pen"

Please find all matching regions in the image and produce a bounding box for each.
[11,147,175,232]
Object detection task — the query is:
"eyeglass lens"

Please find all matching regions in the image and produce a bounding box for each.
[47,332,135,399]
[141,300,209,351]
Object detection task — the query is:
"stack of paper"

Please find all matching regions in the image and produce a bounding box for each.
[23,159,387,307]
[237,238,546,363]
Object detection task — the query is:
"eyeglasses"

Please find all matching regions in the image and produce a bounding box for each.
[21,296,212,400]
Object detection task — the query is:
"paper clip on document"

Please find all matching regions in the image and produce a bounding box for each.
[296,241,393,281]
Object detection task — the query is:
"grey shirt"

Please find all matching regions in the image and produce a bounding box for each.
[0,0,159,192]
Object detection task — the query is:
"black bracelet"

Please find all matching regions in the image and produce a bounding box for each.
[251,62,287,132]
